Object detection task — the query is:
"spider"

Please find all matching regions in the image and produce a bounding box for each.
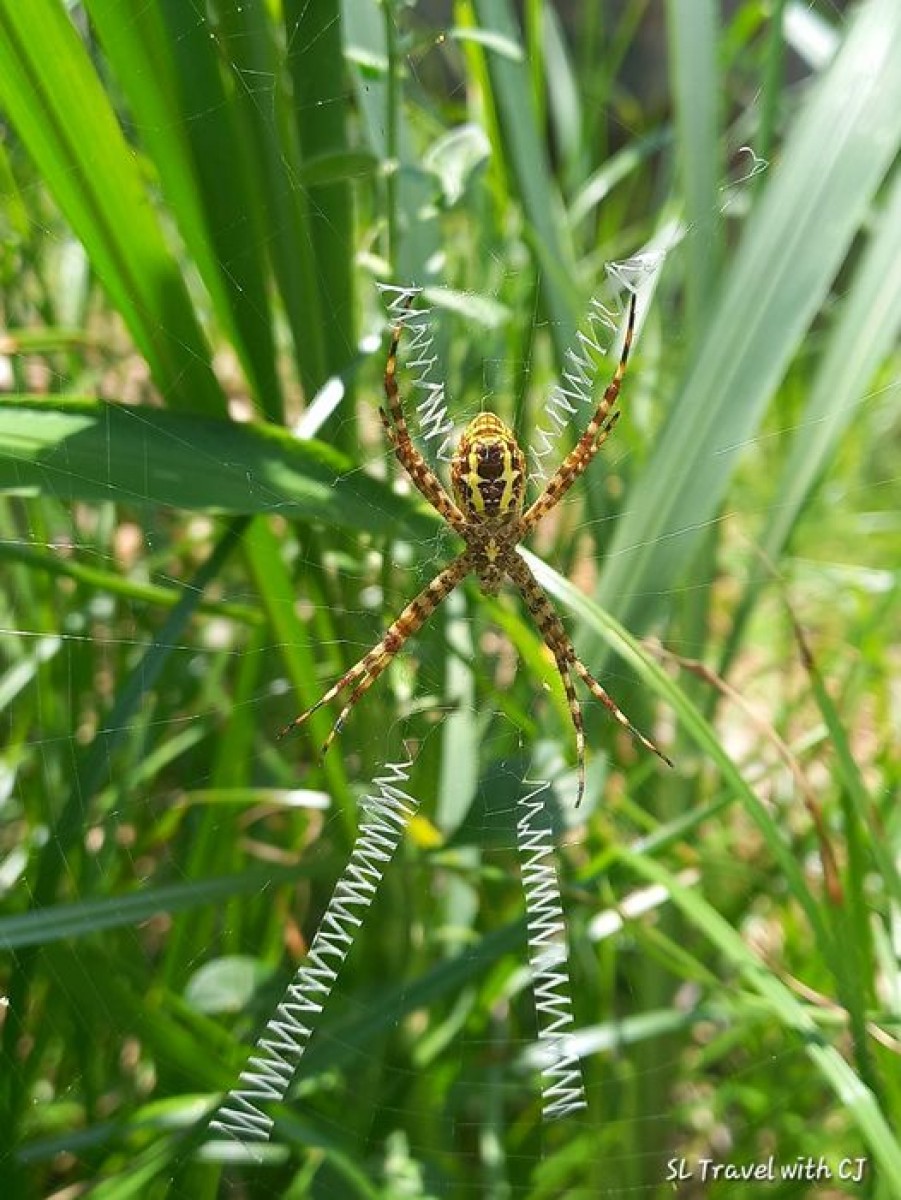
[280,290,672,805]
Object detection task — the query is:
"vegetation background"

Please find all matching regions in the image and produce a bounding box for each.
[1,0,899,1196]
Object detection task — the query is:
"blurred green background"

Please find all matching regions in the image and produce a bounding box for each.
[1,0,900,1196]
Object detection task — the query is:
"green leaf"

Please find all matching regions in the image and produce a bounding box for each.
[470,0,579,359]
[0,398,437,537]
[665,0,722,336]
[0,868,302,951]
[723,161,901,664]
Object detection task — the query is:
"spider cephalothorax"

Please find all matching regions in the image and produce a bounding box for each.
[281,290,672,805]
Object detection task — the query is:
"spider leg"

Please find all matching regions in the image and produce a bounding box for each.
[521,290,636,535]
[505,554,589,804]
[383,297,467,533]
[279,553,471,756]
[548,657,587,808]
[505,552,671,803]
[570,659,674,770]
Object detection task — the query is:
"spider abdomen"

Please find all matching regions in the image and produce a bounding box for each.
[450,413,526,520]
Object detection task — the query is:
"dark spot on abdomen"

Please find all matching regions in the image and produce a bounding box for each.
[478,480,505,513]
[477,445,506,480]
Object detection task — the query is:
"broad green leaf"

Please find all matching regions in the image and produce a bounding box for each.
[0,398,437,538]
[722,161,901,667]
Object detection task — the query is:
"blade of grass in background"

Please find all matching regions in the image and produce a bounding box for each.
[242,518,354,826]
[0,866,307,951]
[84,0,287,423]
[0,540,261,622]
[155,0,283,421]
[468,0,579,360]
[285,0,356,443]
[0,0,224,417]
[1,518,249,1180]
[722,161,901,670]
[343,0,441,280]
[596,0,901,636]
[621,850,901,1187]
[665,0,721,340]
[0,398,436,538]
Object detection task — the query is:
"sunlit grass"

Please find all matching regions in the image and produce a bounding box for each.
[1,0,900,1196]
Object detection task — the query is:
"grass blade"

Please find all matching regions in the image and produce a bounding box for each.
[0,0,224,416]
[596,0,901,634]
[619,851,901,1188]
[0,398,436,537]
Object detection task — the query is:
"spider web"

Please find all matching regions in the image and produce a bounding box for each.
[1,0,895,1196]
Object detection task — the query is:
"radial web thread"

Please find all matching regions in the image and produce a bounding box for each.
[516,782,587,1120]
[378,283,454,460]
[209,758,418,1145]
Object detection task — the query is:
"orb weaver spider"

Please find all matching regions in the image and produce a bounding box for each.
[281,290,673,805]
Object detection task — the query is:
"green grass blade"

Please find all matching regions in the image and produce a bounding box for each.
[286,0,355,431]
[0,0,224,417]
[792,615,901,910]
[0,867,304,951]
[0,540,260,623]
[242,517,354,829]
[470,0,579,359]
[155,0,283,421]
[1,518,248,1163]
[597,0,901,633]
[723,163,901,667]
[84,0,285,420]
[342,0,440,278]
[665,0,721,337]
[0,398,436,537]
[619,851,901,1188]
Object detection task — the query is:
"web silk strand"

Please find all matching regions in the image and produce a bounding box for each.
[516,782,587,1120]
[209,758,418,1145]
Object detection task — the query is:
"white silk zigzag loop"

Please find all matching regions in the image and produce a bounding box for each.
[208,759,590,1140]
[377,283,454,460]
[527,251,669,487]
[208,758,418,1147]
[516,779,587,1120]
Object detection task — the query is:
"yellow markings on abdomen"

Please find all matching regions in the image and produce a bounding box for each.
[451,413,526,519]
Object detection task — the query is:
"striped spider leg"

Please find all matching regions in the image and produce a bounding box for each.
[505,552,672,805]
[520,288,636,535]
[279,553,471,757]
[280,290,671,804]
[379,292,468,535]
